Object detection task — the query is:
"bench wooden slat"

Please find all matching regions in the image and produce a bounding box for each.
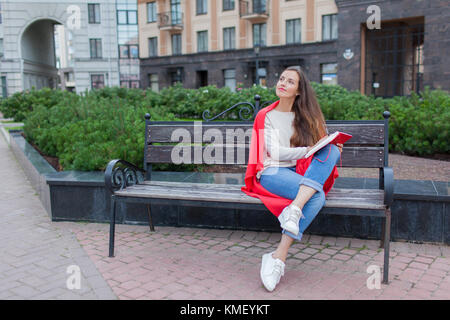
[114,182,385,210]
[147,122,385,145]
[135,183,383,199]
[146,145,384,167]
[142,181,384,198]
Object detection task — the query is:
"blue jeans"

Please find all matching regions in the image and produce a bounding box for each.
[259,144,341,241]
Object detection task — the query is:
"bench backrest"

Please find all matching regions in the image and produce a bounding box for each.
[144,114,390,177]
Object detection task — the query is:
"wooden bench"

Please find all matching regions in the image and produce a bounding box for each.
[104,104,394,284]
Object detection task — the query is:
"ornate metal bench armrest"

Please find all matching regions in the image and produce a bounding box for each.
[382,167,394,207]
[104,159,146,194]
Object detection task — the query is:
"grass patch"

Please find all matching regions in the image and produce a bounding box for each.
[5,126,24,131]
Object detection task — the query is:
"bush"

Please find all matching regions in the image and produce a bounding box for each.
[386,88,449,155]
[23,88,175,171]
[0,87,70,121]
[1,84,446,172]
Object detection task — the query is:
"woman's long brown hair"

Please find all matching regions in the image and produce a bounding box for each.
[286,66,327,147]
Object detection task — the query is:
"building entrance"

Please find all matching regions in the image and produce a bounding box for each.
[364,18,424,97]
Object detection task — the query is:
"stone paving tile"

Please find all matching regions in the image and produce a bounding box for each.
[66,222,450,300]
[0,134,116,300]
[2,127,450,301]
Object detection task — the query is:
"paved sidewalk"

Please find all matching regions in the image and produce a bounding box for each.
[66,223,450,300]
[1,130,450,300]
[0,132,116,299]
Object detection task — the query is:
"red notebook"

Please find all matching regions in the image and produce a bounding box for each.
[305,131,352,158]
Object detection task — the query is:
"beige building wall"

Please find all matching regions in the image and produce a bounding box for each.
[138,0,337,58]
[217,3,240,50]
[316,0,339,41]
[279,0,307,43]
[189,1,211,53]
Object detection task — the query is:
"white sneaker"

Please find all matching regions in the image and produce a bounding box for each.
[278,204,303,235]
[260,252,285,292]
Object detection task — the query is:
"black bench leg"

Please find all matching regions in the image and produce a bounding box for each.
[147,204,155,232]
[382,207,391,284]
[108,196,116,258]
[380,219,385,249]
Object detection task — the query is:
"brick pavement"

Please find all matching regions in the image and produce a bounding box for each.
[1,127,450,300]
[0,131,116,299]
[62,223,450,300]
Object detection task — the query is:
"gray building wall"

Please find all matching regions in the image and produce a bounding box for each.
[141,41,338,90]
[0,0,120,96]
[336,0,450,93]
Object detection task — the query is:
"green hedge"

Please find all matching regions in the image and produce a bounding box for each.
[1,84,448,171]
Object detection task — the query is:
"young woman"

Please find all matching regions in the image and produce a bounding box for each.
[241,66,343,292]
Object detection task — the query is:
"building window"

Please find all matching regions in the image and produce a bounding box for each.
[196,0,207,15]
[149,74,159,92]
[224,69,236,92]
[117,9,137,25]
[120,80,140,88]
[1,76,7,98]
[253,23,266,47]
[88,4,101,24]
[286,18,301,44]
[223,27,235,50]
[148,37,158,57]
[322,14,338,41]
[119,44,139,59]
[171,0,182,25]
[197,31,208,53]
[147,2,157,23]
[223,0,235,11]
[170,68,183,85]
[172,34,182,55]
[321,63,338,85]
[91,74,105,89]
[253,0,267,13]
[0,38,3,57]
[256,67,267,86]
[89,39,102,58]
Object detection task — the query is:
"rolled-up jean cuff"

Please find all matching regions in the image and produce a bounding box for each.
[299,176,324,193]
[283,229,303,241]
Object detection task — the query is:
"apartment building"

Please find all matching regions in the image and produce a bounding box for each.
[0,0,143,97]
[139,0,339,92]
[139,0,449,97]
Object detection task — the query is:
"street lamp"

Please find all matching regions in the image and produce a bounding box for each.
[254,44,260,86]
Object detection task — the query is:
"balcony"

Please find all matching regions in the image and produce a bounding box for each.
[157,11,183,31]
[239,0,269,21]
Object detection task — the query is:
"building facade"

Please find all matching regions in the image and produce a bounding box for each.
[139,0,339,92]
[116,0,141,88]
[0,0,142,97]
[139,0,449,97]
[336,0,448,97]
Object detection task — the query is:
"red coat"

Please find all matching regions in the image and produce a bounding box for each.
[241,100,339,217]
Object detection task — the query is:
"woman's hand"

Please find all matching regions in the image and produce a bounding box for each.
[336,143,343,153]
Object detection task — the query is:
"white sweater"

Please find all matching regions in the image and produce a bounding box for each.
[257,109,308,179]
